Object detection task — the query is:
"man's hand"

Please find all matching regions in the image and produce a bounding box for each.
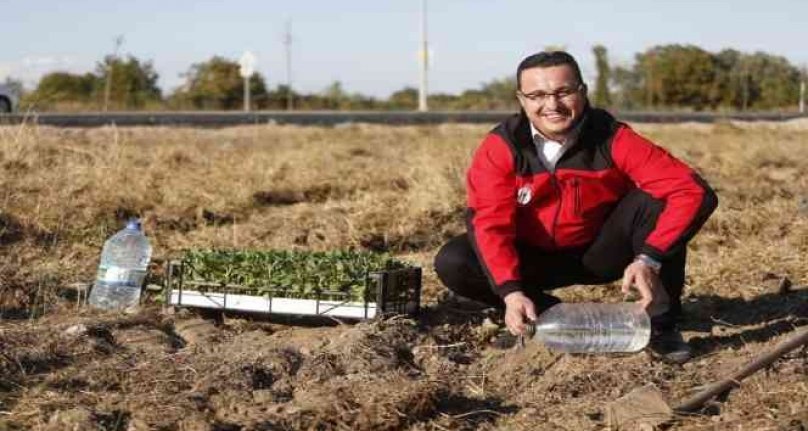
[503,291,537,335]
[622,260,670,316]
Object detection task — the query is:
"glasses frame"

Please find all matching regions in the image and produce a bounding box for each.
[517,83,585,105]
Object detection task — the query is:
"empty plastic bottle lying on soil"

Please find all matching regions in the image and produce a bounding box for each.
[88,219,152,311]
[527,303,651,353]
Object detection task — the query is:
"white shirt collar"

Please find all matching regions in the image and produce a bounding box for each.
[529,122,581,170]
[529,122,581,148]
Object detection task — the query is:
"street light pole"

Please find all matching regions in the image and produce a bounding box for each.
[418,0,428,112]
[239,51,256,112]
[284,20,293,111]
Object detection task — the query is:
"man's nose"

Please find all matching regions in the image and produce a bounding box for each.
[543,95,560,110]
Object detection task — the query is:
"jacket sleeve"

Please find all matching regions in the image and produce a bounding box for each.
[466,133,523,298]
[610,126,718,261]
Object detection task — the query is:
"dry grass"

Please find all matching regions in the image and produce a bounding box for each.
[0,119,806,430]
[0,121,476,310]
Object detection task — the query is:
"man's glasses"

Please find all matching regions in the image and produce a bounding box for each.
[518,83,584,104]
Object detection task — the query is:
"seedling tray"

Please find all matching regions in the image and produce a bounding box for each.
[164,249,421,319]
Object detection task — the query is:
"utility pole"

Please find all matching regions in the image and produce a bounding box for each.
[284,20,293,111]
[645,52,654,109]
[244,77,250,112]
[103,35,124,112]
[800,66,806,114]
[418,0,429,112]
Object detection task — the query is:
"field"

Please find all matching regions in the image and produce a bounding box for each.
[0,119,806,430]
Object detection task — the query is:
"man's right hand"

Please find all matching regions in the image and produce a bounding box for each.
[621,259,670,317]
[503,291,537,335]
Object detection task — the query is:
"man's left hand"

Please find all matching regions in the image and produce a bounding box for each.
[621,260,670,316]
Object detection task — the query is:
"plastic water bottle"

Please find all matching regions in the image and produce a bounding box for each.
[529,302,651,353]
[88,219,152,311]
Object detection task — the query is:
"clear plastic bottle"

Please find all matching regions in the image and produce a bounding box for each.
[530,302,651,353]
[88,219,152,311]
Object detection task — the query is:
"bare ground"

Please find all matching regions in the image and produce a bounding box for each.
[0,121,806,430]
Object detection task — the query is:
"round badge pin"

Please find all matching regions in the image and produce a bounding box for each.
[517,186,532,205]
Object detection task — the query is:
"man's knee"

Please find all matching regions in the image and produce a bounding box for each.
[434,235,474,287]
[581,253,625,281]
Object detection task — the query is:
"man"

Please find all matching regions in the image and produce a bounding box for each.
[434,51,717,364]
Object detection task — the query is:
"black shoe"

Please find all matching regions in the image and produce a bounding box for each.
[647,327,693,364]
[442,291,498,313]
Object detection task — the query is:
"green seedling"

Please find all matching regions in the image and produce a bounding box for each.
[180,249,406,302]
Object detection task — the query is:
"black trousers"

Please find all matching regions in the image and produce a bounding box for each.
[434,189,689,328]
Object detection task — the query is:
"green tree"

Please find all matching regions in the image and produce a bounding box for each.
[743,52,801,109]
[264,85,298,110]
[479,77,519,110]
[611,65,641,110]
[388,87,418,110]
[711,49,744,109]
[96,55,162,109]
[452,77,518,110]
[453,89,487,110]
[592,45,612,108]
[322,81,348,109]
[634,45,717,110]
[173,56,268,110]
[28,72,99,108]
[709,49,800,110]
[294,87,374,110]
[616,46,802,111]
[427,93,459,110]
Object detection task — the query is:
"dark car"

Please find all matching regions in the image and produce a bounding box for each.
[0,85,18,113]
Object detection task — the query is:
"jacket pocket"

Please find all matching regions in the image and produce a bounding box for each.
[565,174,626,219]
[572,178,582,215]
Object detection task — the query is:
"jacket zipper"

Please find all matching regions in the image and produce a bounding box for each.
[572,177,581,215]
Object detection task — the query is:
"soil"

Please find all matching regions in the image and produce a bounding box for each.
[0,290,805,430]
[0,122,806,430]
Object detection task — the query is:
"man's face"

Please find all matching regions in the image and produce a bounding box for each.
[517,65,587,141]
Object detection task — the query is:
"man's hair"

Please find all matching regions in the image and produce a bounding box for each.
[516,51,584,90]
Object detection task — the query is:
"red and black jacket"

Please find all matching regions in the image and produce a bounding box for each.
[466,108,717,298]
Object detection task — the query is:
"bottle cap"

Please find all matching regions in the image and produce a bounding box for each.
[524,321,537,338]
[125,218,142,231]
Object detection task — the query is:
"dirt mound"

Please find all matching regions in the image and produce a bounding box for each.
[255,373,441,431]
[325,317,419,374]
[175,314,446,430]
[0,325,86,392]
[0,309,456,430]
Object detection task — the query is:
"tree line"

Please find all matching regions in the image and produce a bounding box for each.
[596,45,805,111]
[9,44,806,112]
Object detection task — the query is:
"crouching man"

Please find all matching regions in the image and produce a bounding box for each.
[434,51,717,364]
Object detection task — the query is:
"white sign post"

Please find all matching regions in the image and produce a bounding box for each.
[239,51,257,112]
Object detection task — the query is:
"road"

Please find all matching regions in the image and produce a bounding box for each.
[1,110,805,127]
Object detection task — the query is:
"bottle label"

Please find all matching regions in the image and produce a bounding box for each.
[97,267,147,287]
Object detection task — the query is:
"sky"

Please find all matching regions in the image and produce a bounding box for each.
[2,0,807,98]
